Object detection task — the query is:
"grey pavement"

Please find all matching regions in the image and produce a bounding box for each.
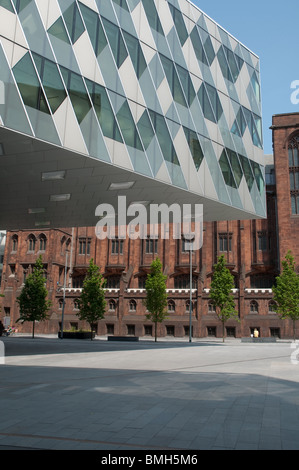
[0,334,299,451]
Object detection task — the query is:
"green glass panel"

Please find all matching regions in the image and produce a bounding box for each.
[102,18,128,68]
[63,2,85,44]
[137,110,154,150]
[12,0,31,13]
[13,52,50,114]
[0,0,13,12]
[204,36,215,65]
[86,79,122,142]
[149,111,179,166]
[239,154,254,191]
[116,101,142,150]
[169,4,188,46]
[226,148,243,187]
[190,27,208,66]
[61,68,91,124]
[251,161,265,195]
[183,127,204,170]
[112,0,129,11]
[141,0,164,35]
[219,149,237,188]
[217,46,233,83]
[123,30,146,78]
[48,17,70,44]
[176,65,195,106]
[79,2,107,56]
[32,54,67,114]
[224,46,239,83]
[206,83,222,121]
[198,83,215,123]
[160,54,186,107]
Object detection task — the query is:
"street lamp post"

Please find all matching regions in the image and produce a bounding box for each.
[60,250,69,339]
[189,246,193,343]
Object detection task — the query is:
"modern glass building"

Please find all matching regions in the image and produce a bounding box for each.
[0,0,265,229]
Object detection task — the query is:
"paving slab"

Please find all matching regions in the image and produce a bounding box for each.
[0,335,299,451]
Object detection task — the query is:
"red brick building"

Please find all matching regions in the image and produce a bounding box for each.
[1,113,299,339]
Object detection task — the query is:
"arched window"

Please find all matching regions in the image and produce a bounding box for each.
[11,235,18,252]
[168,300,175,312]
[74,299,80,310]
[288,135,299,214]
[28,234,36,252]
[58,299,63,309]
[250,300,259,313]
[109,299,116,311]
[208,301,215,313]
[129,299,137,311]
[39,234,47,251]
[186,300,193,313]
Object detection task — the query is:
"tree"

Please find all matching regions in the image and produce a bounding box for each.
[273,251,299,341]
[77,259,106,339]
[210,255,238,342]
[17,256,51,338]
[144,258,168,342]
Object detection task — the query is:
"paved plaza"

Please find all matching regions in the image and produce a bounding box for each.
[0,335,299,451]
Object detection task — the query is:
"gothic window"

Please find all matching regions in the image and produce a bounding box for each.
[108,299,116,311]
[219,233,232,252]
[129,299,137,311]
[168,300,175,312]
[11,235,18,252]
[289,135,299,214]
[39,234,47,251]
[28,234,36,252]
[250,300,259,313]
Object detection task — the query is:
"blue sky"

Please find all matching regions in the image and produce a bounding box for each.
[193,0,299,155]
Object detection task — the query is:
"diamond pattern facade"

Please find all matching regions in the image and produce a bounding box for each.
[0,0,266,228]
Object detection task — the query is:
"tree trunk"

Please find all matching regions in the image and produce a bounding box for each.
[155,321,157,342]
[223,320,225,343]
[32,320,35,339]
[294,319,296,342]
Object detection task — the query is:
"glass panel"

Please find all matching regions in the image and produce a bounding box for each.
[141,0,164,35]
[63,1,85,44]
[288,148,293,166]
[239,154,254,191]
[123,30,146,78]
[112,0,129,11]
[190,26,208,66]
[13,52,50,114]
[32,54,67,113]
[251,160,265,195]
[198,83,215,123]
[137,110,154,150]
[160,54,186,107]
[177,65,196,106]
[61,68,91,124]
[183,127,204,170]
[295,171,299,190]
[116,101,142,150]
[226,148,243,187]
[217,46,233,82]
[219,149,237,188]
[85,79,122,142]
[149,111,179,166]
[206,83,223,121]
[290,173,295,191]
[0,0,14,12]
[291,195,296,215]
[102,17,128,68]
[204,36,215,65]
[48,16,70,44]
[12,0,31,13]
[224,46,239,83]
[79,2,107,56]
[168,4,188,46]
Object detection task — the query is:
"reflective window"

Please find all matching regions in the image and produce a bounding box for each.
[219,149,237,188]
[168,4,188,46]
[0,0,13,12]
[63,1,85,44]
[123,31,146,79]
[61,68,91,124]
[32,54,67,113]
[190,26,208,66]
[112,0,129,11]
[116,101,143,150]
[102,17,128,68]
[79,2,107,57]
[48,16,70,44]
[141,0,164,35]
[12,0,31,13]
[183,127,204,170]
[137,110,155,150]
[239,154,255,191]
[226,148,243,188]
[86,79,122,142]
[13,53,50,114]
[160,54,186,107]
[176,65,196,106]
[149,111,180,166]
[289,135,299,214]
